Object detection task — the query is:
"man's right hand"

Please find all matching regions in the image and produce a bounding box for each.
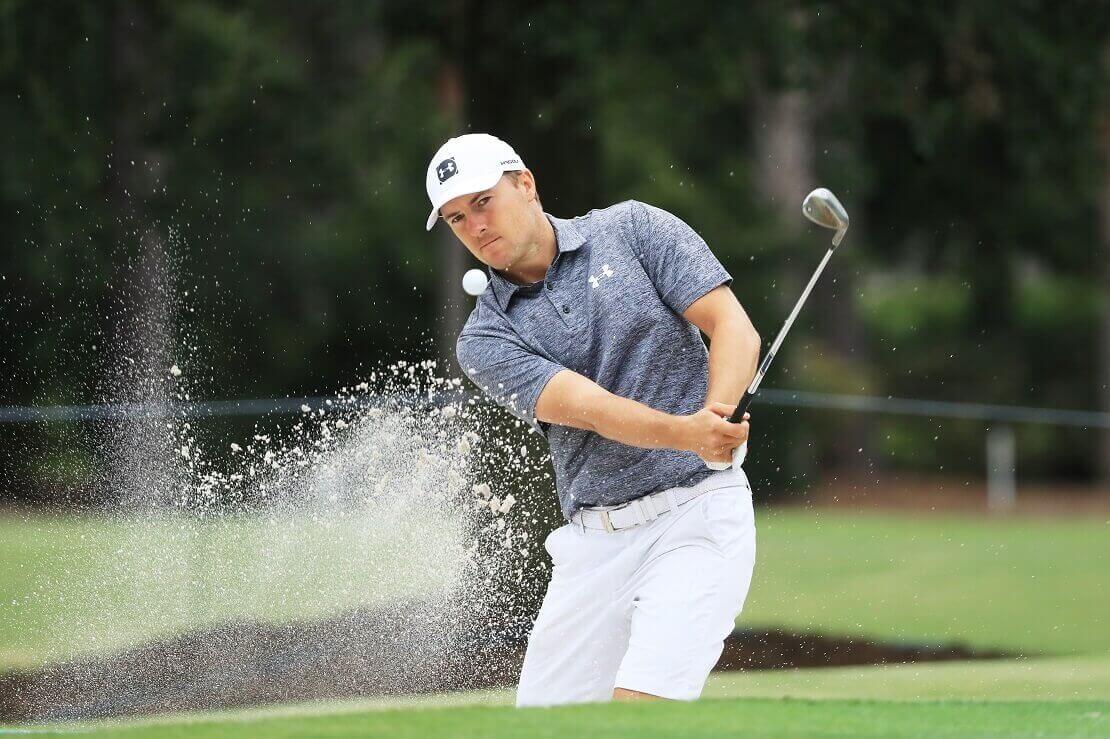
[674,403,750,465]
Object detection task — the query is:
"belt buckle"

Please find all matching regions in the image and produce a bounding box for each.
[598,509,615,533]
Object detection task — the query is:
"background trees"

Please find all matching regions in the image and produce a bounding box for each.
[1,0,1106,498]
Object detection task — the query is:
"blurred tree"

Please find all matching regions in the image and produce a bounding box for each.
[748,0,1107,482]
[1098,39,1110,482]
[1,0,1107,498]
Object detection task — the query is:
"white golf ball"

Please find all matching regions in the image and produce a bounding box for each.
[462,269,488,296]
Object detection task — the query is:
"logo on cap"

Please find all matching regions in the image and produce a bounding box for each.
[436,158,458,184]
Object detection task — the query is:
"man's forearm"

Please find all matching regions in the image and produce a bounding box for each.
[533,368,745,461]
[704,317,761,408]
[536,370,689,451]
[583,391,684,450]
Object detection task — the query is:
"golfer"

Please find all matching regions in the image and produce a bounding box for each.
[425,133,761,706]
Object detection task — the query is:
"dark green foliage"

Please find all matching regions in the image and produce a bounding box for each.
[0,1,1106,497]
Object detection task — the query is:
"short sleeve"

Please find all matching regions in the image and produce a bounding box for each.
[456,319,565,433]
[630,201,732,314]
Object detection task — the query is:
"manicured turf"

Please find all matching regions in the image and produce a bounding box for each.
[743,507,1110,656]
[0,510,464,668]
[3,653,1108,736]
[5,652,1106,736]
[2,508,1108,669]
[2,507,1107,737]
[8,697,1108,738]
[704,654,1110,702]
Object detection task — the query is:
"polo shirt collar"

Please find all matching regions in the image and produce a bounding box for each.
[488,213,585,309]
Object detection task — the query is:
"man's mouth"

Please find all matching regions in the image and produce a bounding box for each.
[480,237,501,250]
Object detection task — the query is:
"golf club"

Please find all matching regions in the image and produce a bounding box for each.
[706,187,849,470]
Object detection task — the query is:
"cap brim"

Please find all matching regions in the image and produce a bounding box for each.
[425,170,504,231]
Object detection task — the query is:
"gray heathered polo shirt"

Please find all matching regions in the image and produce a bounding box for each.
[455,200,733,521]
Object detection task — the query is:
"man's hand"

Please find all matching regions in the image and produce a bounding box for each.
[673,402,750,465]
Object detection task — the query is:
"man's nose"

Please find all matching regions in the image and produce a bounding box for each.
[467,214,488,239]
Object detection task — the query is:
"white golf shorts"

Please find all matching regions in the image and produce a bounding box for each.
[516,466,756,707]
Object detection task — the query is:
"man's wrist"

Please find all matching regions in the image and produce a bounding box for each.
[660,412,689,453]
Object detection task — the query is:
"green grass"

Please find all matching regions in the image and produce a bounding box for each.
[0,510,465,668]
[9,652,1110,734]
[4,653,1109,736]
[704,654,1110,702]
[2,508,1108,669]
[744,508,1110,656]
[7,696,1108,738]
[3,507,1108,736]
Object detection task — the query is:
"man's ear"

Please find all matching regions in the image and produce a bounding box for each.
[521,169,539,202]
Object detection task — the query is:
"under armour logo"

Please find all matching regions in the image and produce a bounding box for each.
[589,264,616,289]
[436,158,458,183]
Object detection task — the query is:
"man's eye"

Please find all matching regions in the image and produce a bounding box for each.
[478,196,491,206]
[450,215,463,224]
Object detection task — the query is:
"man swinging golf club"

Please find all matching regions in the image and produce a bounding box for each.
[426,133,760,706]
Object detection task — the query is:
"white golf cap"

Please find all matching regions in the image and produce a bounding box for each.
[425,133,525,231]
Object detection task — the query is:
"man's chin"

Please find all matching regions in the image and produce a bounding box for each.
[485,253,514,272]
[474,256,504,270]
[474,244,519,273]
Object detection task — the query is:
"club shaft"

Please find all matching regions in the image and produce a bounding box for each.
[727,247,836,424]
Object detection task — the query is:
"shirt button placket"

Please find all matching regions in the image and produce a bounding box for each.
[548,279,573,326]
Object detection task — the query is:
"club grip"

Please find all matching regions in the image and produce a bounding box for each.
[705,391,756,470]
[727,390,755,424]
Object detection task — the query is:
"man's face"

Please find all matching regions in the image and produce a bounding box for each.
[440,172,539,271]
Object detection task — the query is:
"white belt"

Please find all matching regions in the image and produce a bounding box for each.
[571,470,749,533]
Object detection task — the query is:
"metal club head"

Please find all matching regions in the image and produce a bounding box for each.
[802,188,849,247]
